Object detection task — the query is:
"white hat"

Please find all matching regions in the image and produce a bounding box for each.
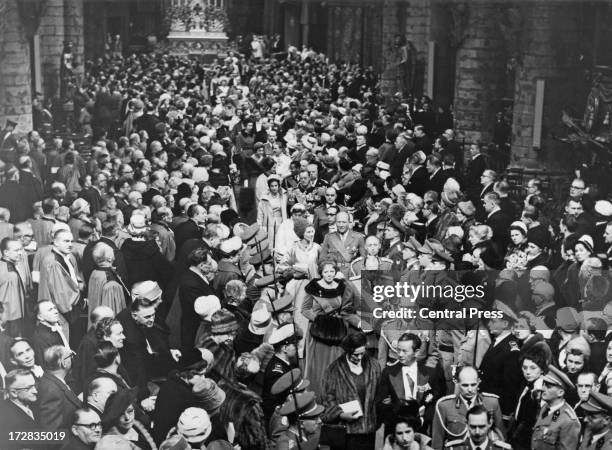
[356,125,368,135]
[351,164,363,173]
[595,200,612,217]
[248,308,272,335]
[128,214,147,235]
[194,295,221,320]
[176,408,212,443]
[269,324,297,345]
[219,236,242,255]
[301,135,317,150]
[132,281,162,302]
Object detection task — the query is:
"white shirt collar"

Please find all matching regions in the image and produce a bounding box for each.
[494,331,512,346]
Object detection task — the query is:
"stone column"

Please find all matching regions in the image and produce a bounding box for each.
[38,0,65,101]
[453,3,507,144]
[0,1,33,132]
[64,0,84,82]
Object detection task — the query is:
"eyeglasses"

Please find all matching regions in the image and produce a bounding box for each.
[11,384,36,392]
[75,422,102,430]
[64,351,76,362]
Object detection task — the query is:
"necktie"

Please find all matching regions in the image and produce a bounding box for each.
[540,405,550,418]
[406,372,415,399]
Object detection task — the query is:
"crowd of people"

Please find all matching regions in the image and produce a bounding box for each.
[0,42,611,450]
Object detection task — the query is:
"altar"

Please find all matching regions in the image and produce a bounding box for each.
[167,0,229,60]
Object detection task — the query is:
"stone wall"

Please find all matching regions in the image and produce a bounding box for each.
[453,3,509,145]
[0,1,33,133]
[510,2,590,168]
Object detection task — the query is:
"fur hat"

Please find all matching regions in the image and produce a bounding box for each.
[388,203,406,222]
[210,308,239,335]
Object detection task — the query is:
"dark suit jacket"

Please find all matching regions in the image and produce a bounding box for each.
[35,372,81,431]
[0,399,37,448]
[178,270,215,365]
[486,209,511,255]
[174,220,202,253]
[405,166,428,197]
[375,361,445,428]
[479,333,522,418]
[31,323,64,364]
[19,170,44,207]
[143,187,162,206]
[427,169,446,194]
[465,154,487,190]
[78,187,103,215]
[116,309,176,395]
[391,143,415,180]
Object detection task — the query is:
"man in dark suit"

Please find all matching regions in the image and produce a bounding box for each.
[426,153,445,195]
[84,376,117,417]
[390,133,416,181]
[475,170,497,221]
[142,171,167,206]
[36,345,81,431]
[18,156,44,208]
[78,173,107,215]
[116,297,179,394]
[402,151,428,197]
[178,248,216,365]
[31,300,70,363]
[0,119,18,150]
[413,125,433,154]
[175,204,207,253]
[378,129,398,164]
[81,221,128,288]
[375,332,446,431]
[479,301,522,423]
[484,192,511,255]
[62,407,102,450]
[0,369,38,448]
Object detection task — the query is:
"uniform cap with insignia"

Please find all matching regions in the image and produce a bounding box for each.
[279,391,324,418]
[543,364,575,392]
[581,391,612,415]
[492,300,519,323]
[271,368,310,395]
[401,236,421,253]
[595,200,612,218]
[555,307,581,333]
[269,324,298,346]
[267,294,295,314]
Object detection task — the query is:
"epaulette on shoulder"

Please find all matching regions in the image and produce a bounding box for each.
[481,392,500,399]
[492,441,512,449]
[438,394,456,403]
[563,405,578,420]
[444,439,465,448]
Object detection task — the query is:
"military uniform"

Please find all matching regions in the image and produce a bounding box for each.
[531,402,580,450]
[580,431,612,450]
[349,255,393,277]
[263,355,292,416]
[433,393,505,449]
[445,436,512,450]
[273,391,323,450]
[383,239,406,272]
[578,391,612,450]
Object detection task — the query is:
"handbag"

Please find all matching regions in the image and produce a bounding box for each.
[319,423,347,450]
[310,314,347,346]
